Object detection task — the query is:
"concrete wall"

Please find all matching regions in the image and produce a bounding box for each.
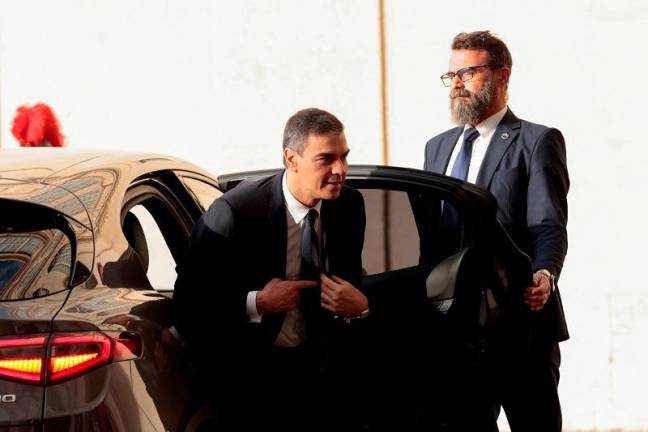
[2,1,647,429]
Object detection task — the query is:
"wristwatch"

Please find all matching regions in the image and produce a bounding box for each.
[343,308,370,324]
[538,269,556,292]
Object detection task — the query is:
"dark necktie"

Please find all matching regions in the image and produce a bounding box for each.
[450,127,479,181]
[300,209,321,281]
[441,128,480,227]
[300,209,321,340]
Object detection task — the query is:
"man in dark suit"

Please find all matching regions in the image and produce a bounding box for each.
[424,31,569,431]
[173,108,368,431]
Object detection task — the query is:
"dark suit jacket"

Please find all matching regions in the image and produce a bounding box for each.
[173,171,366,352]
[424,108,569,342]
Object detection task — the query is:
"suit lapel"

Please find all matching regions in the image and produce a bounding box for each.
[320,200,331,274]
[268,172,287,279]
[476,109,521,189]
[434,127,464,174]
[262,172,288,341]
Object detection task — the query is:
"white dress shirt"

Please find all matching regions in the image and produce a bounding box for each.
[245,172,321,347]
[445,106,508,183]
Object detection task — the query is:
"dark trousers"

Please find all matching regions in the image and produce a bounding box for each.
[207,344,366,432]
[425,333,561,432]
[491,339,562,432]
[258,345,319,432]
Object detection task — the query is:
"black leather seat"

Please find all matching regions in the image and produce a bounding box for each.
[122,212,149,273]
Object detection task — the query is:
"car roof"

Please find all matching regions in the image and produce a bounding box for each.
[0,148,215,183]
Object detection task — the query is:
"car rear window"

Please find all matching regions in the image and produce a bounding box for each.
[0,193,84,300]
[0,230,73,299]
[0,260,24,288]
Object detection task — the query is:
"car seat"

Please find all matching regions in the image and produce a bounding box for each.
[122,212,149,273]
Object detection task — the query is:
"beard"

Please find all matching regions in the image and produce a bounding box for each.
[449,79,495,125]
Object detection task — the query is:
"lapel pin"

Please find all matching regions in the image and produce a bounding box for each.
[501,132,510,140]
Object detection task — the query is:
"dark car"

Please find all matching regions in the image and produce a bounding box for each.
[0,148,531,431]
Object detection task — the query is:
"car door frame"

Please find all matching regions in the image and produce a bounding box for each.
[121,170,209,293]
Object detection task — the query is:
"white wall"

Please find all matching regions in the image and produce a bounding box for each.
[386,2,648,429]
[1,1,647,429]
[0,0,382,172]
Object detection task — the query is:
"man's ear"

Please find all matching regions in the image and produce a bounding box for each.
[284,148,298,171]
[500,67,511,86]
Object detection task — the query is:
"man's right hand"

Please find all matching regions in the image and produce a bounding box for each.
[256,278,318,314]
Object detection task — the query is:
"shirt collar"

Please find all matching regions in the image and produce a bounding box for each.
[282,171,321,224]
[465,106,508,137]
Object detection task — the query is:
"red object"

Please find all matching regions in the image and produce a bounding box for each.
[11,103,65,147]
[0,332,142,384]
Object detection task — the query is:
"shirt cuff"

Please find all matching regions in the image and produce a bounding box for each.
[342,308,370,324]
[246,291,262,323]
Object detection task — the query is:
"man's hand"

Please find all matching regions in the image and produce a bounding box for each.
[320,274,368,316]
[524,271,552,312]
[256,278,318,314]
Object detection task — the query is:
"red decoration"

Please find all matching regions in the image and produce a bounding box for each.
[11,103,64,147]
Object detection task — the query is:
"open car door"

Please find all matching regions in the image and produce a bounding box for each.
[343,166,533,429]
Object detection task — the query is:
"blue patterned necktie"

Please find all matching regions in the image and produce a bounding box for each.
[441,128,480,227]
[450,127,480,181]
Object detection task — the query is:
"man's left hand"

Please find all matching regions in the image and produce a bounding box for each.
[320,273,368,316]
[524,271,552,312]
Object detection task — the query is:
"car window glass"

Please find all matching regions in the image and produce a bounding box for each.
[127,205,177,291]
[0,260,23,288]
[360,189,420,275]
[180,177,222,211]
[0,230,72,298]
[359,188,466,276]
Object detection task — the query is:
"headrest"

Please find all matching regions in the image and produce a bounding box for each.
[425,248,469,313]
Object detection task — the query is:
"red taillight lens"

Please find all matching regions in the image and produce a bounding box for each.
[48,333,112,383]
[0,336,46,383]
[0,332,142,385]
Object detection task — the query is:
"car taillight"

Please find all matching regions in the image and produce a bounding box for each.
[0,336,46,383]
[0,332,142,385]
[48,334,112,383]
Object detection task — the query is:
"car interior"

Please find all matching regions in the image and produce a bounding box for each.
[123,211,149,274]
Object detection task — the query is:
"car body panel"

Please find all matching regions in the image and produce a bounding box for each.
[1,150,216,430]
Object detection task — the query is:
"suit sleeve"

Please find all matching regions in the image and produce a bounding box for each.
[527,128,569,278]
[423,138,434,171]
[173,198,248,345]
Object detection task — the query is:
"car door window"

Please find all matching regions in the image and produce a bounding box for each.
[360,188,466,274]
[361,189,421,275]
[126,205,177,291]
[115,179,194,293]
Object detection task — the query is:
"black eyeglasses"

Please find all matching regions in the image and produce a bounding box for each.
[440,64,503,87]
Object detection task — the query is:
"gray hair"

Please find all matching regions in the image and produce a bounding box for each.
[282,108,344,156]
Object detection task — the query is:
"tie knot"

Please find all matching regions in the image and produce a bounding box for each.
[306,208,318,226]
[463,127,479,146]
[448,127,478,182]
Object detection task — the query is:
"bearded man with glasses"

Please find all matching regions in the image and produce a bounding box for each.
[424,31,569,432]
